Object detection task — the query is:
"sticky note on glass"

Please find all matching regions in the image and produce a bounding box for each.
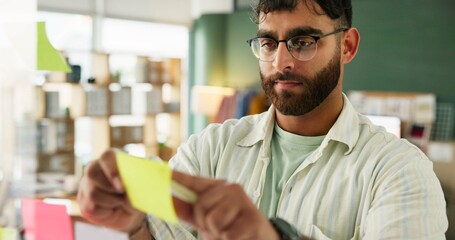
[21,198,74,240]
[37,22,71,72]
[0,228,17,240]
[116,152,178,224]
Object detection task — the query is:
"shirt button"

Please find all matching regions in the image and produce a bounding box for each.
[253,191,260,198]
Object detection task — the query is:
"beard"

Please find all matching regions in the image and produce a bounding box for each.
[260,50,341,116]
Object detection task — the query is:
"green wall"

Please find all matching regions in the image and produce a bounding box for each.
[345,0,455,101]
[188,12,259,135]
[345,0,455,138]
[189,1,455,138]
[225,11,259,89]
[188,14,228,134]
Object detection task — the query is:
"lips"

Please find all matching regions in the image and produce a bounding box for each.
[275,80,301,84]
[274,80,303,89]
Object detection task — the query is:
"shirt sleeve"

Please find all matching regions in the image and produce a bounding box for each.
[146,215,198,240]
[363,157,448,239]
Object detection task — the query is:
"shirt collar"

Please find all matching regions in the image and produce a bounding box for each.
[236,93,360,155]
[323,93,360,155]
[236,105,275,148]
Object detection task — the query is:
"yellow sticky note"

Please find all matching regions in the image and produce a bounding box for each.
[0,228,17,240]
[37,22,71,72]
[116,152,178,224]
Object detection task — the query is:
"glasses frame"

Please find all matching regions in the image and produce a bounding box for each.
[246,27,349,62]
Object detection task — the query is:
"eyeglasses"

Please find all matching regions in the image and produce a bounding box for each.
[246,28,348,62]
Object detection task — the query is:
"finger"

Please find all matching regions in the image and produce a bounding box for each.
[78,178,125,213]
[172,171,226,231]
[83,205,116,222]
[192,183,230,232]
[172,170,222,194]
[200,231,220,240]
[193,183,232,234]
[84,160,121,194]
[78,185,112,222]
[219,209,274,240]
[88,189,127,209]
[98,149,124,192]
[173,196,196,225]
[78,177,96,212]
[198,184,246,237]
[204,197,241,237]
[122,197,137,214]
[83,205,133,229]
[219,215,254,240]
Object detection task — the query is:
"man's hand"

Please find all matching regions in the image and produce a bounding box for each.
[77,149,280,239]
[172,171,280,240]
[77,149,146,235]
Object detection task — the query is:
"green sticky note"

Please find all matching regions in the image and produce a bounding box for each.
[37,22,71,72]
[116,152,178,224]
[0,228,17,240]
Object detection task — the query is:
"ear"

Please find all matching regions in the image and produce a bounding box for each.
[341,27,360,64]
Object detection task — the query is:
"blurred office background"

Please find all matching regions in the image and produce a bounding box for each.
[1,0,455,238]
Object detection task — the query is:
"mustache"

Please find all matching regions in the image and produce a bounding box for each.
[264,72,306,83]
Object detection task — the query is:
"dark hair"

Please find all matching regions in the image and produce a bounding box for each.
[252,0,352,28]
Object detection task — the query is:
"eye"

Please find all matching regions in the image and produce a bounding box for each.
[289,36,315,49]
[258,38,277,51]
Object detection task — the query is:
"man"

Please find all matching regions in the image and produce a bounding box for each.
[77,0,448,239]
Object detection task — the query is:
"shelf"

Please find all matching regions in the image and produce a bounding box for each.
[32,54,183,177]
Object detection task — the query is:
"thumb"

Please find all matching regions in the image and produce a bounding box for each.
[98,148,124,192]
[172,170,222,194]
[171,171,224,229]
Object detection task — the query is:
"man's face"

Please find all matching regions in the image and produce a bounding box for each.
[258,0,342,116]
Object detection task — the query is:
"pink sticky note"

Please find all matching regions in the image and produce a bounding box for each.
[21,198,74,240]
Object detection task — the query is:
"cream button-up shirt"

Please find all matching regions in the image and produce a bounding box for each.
[147,94,448,239]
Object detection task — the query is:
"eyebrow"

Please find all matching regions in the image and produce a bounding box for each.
[288,27,323,37]
[257,27,324,39]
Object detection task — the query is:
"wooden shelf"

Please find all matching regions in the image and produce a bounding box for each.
[34,54,183,176]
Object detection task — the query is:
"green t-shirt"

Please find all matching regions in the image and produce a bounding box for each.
[259,123,325,217]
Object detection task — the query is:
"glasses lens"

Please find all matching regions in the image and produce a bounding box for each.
[250,38,277,62]
[287,36,317,61]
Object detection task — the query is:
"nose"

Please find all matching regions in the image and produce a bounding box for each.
[272,42,295,71]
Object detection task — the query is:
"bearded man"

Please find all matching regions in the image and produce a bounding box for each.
[77,0,448,239]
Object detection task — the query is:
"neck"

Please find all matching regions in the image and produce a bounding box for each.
[275,87,344,136]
